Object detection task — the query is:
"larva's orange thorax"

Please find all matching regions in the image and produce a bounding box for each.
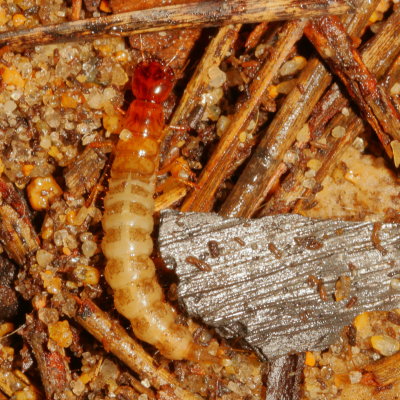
[124,100,164,139]
[132,60,174,103]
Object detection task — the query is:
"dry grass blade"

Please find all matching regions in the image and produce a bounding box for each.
[220,0,380,218]
[304,16,400,160]
[181,20,307,212]
[263,8,400,215]
[0,0,351,48]
[70,295,203,400]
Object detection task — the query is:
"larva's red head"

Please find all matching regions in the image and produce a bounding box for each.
[132,60,174,103]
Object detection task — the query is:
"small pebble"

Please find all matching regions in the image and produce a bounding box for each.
[296,123,310,143]
[341,107,350,116]
[303,178,316,189]
[331,126,346,138]
[119,128,132,141]
[390,140,400,168]
[208,65,226,88]
[390,82,400,95]
[390,278,400,290]
[370,335,400,356]
[349,370,362,384]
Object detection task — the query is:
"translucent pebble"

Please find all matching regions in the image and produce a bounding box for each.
[307,159,322,170]
[119,128,132,141]
[4,100,17,114]
[279,56,307,77]
[82,133,97,146]
[349,371,362,384]
[82,240,97,258]
[390,140,400,168]
[296,123,310,143]
[390,82,400,95]
[64,121,75,131]
[77,123,91,135]
[111,64,128,86]
[86,89,103,109]
[59,46,79,62]
[44,108,61,128]
[207,104,221,121]
[303,178,316,189]
[341,107,350,116]
[36,249,54,267]
[390,278,400,290]
[370,335,400,356]
[80,232,94,242]
[141,379,150,388]
[55,61,71,79]
[71,379,85,396]
[208,65,226,88]
[283,150,299,164]
[255,44,267,58]
[305,169,316,178]
[352,137,365,152]
[48,320,73,348]
[216,115,231,137]
[10,90,23,101]
[38,307,59,324]
[54,229,68,247]
[331,126,346,138]
[103,87,117,101]
[210,87,224,103]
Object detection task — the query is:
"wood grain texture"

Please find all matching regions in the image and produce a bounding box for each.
[0,0,351,48]
[159,210,400,359]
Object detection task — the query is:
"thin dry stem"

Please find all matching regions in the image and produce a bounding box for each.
[69,295,203,400]
[0,0,351,48]
[182,19,307,212]
[220,0,380,218]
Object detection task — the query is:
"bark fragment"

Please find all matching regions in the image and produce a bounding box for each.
[159,210,400,359]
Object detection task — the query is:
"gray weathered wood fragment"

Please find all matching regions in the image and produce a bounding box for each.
[158,210,400,359]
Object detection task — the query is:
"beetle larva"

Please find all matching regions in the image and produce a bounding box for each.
[102,60,215,361]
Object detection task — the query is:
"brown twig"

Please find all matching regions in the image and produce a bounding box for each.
[69,295,203,400]
[0,0,351,49]
[220,0,380,218]
[22,315,74,400]
[181,20,307,212]
[304,16,400,159]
